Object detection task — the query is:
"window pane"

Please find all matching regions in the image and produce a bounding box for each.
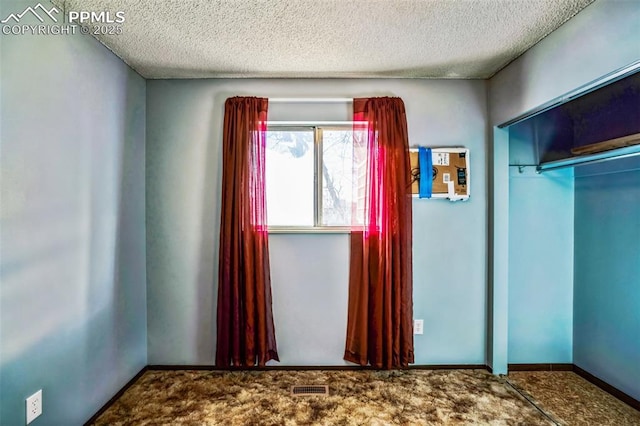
[266,129,314,226]
[321,130,353,226]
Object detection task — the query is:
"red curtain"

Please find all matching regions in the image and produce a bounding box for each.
[344,97,414,369]
[216,97,279,367]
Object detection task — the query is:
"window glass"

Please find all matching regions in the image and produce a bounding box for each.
[321,130,353,226]
[265,129,314,227]
[265,125,353,229]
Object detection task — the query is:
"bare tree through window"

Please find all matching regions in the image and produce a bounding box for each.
[265,126,353,228]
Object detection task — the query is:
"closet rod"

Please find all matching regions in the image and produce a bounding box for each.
[536,145,640,173]
[269,98,353,103]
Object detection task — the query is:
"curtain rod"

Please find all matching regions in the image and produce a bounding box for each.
[269,97,353,103]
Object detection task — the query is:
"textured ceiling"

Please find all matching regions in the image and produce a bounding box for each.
[55,0,594,79]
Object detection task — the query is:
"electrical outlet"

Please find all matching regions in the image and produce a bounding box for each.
[26,389,42,424]
[413,319,424,335]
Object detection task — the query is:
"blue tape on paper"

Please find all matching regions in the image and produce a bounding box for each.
[419,147,432,198]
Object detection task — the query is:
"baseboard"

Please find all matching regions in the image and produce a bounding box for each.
[573,365,640,411]
[148,364,490,371]
[84,366,148,426]
[149,364,367,371]
[410,364,490,371]
[508,363,573,372]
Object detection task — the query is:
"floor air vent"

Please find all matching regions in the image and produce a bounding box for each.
[291,385,329,397]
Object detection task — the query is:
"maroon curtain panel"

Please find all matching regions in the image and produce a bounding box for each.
[344,97,414,369]
[216,97,279,367]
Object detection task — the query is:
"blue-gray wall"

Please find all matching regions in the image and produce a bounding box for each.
[506,117,574,364]
[0,1,148,424]
[508,167,574,363]
[573,151,640,401]
[489,0,640,126]
[145,78,488,366]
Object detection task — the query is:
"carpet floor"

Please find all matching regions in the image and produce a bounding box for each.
[507,371,640,426]
[90,369,639,425]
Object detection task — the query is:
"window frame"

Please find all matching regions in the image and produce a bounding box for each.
[266,122,353,234]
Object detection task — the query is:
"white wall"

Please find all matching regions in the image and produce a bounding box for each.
[0,0,147,424]
[146,78,488,366]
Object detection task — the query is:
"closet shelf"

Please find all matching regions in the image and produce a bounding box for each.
[571,133,640,155]
[537,132,640,173]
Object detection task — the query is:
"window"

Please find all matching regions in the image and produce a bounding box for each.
[265,124,354,230]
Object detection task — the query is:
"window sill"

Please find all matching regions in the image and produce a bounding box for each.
[268,227,351,234]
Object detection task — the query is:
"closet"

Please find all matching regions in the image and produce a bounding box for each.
[507,72,640,400]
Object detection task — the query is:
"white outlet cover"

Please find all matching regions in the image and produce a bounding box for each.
[414,319,424,335]
[26,389,42,424]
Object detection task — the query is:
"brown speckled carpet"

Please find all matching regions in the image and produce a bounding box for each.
[507,371,640,426]
[91,369,639,425]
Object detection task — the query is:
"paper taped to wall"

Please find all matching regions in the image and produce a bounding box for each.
[409,147,470,201]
